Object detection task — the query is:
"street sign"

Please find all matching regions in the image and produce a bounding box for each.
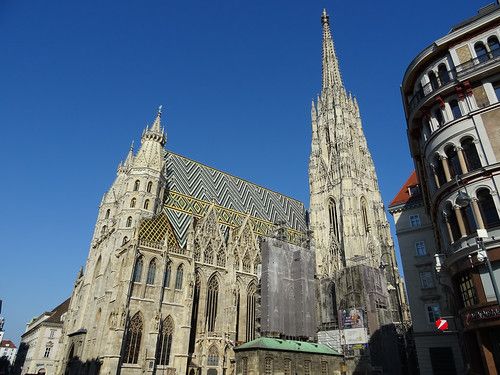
[435,318,448,331]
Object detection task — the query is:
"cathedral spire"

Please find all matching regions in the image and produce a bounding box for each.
[141,105,166,146]
[321,9,343,90]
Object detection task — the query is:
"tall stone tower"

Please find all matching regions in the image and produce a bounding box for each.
[309,9,397,280]
[309,12,409,364]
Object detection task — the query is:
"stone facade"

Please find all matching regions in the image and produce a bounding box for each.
[309,10,410,372]
[55,109,309,375]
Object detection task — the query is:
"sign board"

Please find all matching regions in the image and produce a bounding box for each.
[344,328,369,345]
[435,318,448,331]
[340,308,365,329]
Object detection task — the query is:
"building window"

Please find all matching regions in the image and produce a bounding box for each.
[321,361,328,375]
[144,199,150,210]
[488,36,500,57]
[477,188,500,229]
[216,248,226,267]
[49,329,56,339]
[164,262,171,288]
[433,154,446,187]
[175,264,183,289]
[124,312,143,364]
[438,64,450,84]
[246,283,257,341]
[241,357,248,375]
[493,81,500,101]
[420,271,435,289]
[146,259,156,285]
[156,316,173,365]
[428,71,439,90]
[242,252,251,273]
[44,347,51,358]
[409,214,421,227]
[207,345,219,366]
[458,273,478,307]
[126,216,133,227]
[122,236,129,245]
[449,100,462,120]
[474,41,488,63]
[133,257,143,283]
[461,137,481,171]
[361,198,370,233]
[133,180,140,191]
[194,240,201,262]
[147,181,153,193]
[444,145,461,177]
[444,204,461,242]
[415,241,427,256]
[433,108,445,127]
[304,360,311,375]
[329,198,339,239]
[130,198,136,208]
[206,275,219,332]
[264,357,273,375]
[105,209,110,219]
[426,304,441,323]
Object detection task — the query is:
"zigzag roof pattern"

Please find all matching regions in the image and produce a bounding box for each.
[163,151,307,246]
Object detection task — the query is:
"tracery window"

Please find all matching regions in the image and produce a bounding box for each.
[246,283,257,341]
[147,181,153,193]
[477,188,500,228]
[175,264,184,289]
[207,345,219,366]
[130,198,136,208]
[156,316,173,365]
[206,276,219,332]
[242,252,251,273]
[144,199,150,210]
[216,248,226,267]
[133,257,143,283]
[328,198,339,239]
[134,180,140,191]
[126,216,133,227]
[146,258,156,285]
[204,244,214,264]
[124,312,143,364]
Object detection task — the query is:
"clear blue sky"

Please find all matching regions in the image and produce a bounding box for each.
[0,0,492,344]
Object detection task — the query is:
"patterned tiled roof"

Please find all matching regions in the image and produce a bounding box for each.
[163,152,307,246]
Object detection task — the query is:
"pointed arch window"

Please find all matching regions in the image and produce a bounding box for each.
[242,252,251,273]
[126,216,133,227]
[477,188,500,229]
[122,236,129,246]
[328,198,339,239]
[175,264,183,289]
[361,198,370,233]
[146,259,157,285]
[144,200,150,210]
[207,345,219,366]
[246,283,257,341]
[206,276,219,332]
[133,257,143,283]
[133,180,140,191]
[124,312,143,364]
[188,273,201,355]
[147,181,153,193]
[105,209,110,219]
[193,240,201,262]
[204,244,214,264]
[130,198,136,208]
[216,248,226,267]
[164,262,171,288]
[156,316,174,365]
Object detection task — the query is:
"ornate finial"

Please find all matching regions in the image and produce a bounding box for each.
[321,9,329,25]
[158,105,162,115]
[130,140,134,151]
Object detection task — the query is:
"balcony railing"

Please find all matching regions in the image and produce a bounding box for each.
[407,47,500,114]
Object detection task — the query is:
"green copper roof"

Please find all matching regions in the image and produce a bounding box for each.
[234,337,341,356]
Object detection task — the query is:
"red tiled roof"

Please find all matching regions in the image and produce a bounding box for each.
[389,171,420,207]
[0,340,17,349]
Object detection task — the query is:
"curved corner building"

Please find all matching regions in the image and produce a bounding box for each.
[401,4,500,374]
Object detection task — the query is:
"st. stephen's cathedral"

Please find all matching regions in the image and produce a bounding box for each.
[56,10,408,375]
